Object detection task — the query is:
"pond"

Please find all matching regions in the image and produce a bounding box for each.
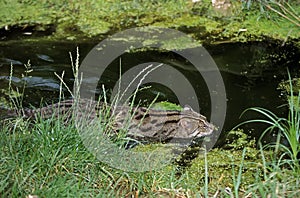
[0,38,299,146]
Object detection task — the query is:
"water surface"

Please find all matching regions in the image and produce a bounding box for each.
[1,39,299,145]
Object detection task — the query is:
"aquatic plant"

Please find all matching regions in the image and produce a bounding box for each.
[238,71,300,169]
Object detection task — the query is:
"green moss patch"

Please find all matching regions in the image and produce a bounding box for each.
[0,0,299,43]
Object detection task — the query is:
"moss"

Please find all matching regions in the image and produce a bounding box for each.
[152,101,183,111]
[0,0,299,44]
[130,128,266,193]
[186,147,269,192]
[161,35,202,50]
[177,129,262,192]
[223,129,256,150]
[278,78,300,95]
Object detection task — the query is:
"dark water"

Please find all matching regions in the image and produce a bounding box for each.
[0,39,299,145]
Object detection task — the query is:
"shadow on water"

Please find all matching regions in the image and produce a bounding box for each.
[0,39,299,146]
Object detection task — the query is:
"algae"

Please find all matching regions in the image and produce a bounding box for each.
[0,0,299,44]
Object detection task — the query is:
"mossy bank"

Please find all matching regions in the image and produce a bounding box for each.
[0,0,299,44]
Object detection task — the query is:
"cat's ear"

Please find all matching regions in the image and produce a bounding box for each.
[183,105,193,111]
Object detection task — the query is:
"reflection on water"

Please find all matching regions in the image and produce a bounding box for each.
[0,40,299,144]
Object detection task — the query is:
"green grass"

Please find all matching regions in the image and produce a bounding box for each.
[243,0,300,27]
[238,72,300,170]
[228,71,300,196]
[1,113,300,197]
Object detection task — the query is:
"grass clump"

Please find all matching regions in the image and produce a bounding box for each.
[243,0,300,27]
[3,118,299,197]
[228,71,300,197]
[239,72,300,170]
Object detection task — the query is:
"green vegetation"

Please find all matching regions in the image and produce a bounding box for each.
[1,0,300,197]
[2,114,300,197]
[243,0,300,28]
[1,58,300,197]
[0,0,299,42]
[239,72,300,169]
